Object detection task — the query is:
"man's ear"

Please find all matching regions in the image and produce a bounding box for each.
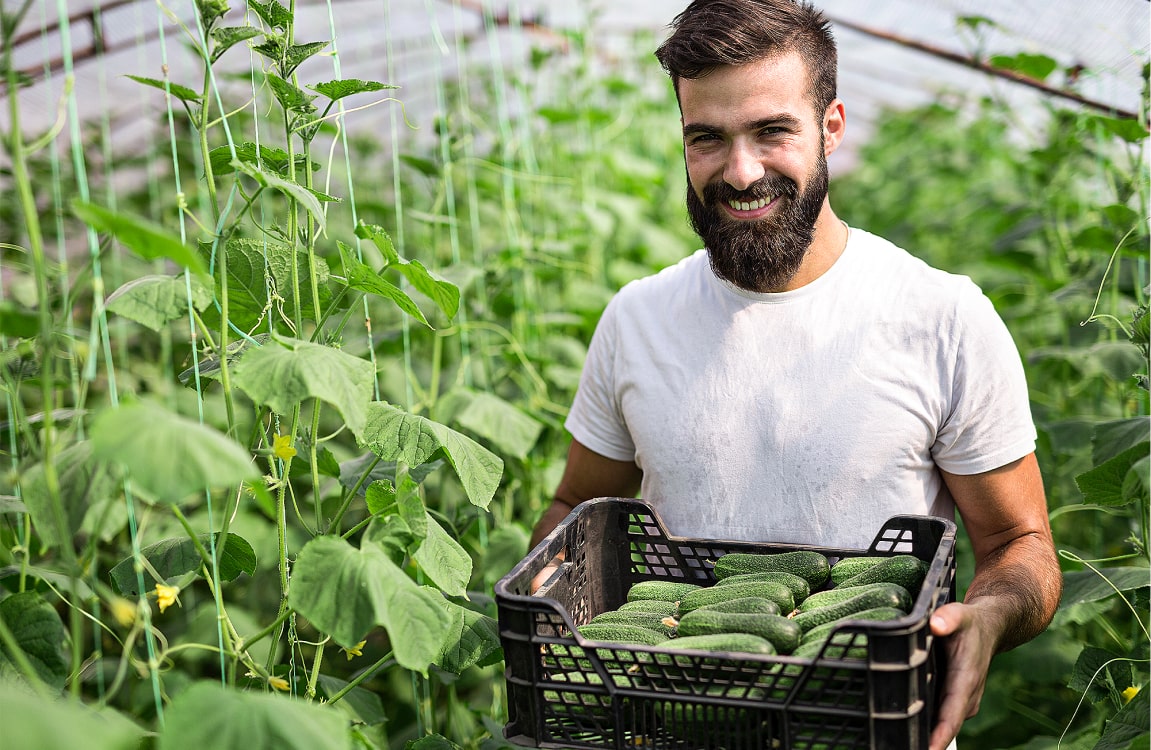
[823,98,846,156]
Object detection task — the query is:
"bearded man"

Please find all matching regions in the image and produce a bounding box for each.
[529,2,1061,749]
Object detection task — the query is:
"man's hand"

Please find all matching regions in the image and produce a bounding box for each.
[928,599,1005,750]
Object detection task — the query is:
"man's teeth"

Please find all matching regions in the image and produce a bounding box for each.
[728,196,771,211]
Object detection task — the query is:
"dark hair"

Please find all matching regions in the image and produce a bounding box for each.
[654,0,837,116]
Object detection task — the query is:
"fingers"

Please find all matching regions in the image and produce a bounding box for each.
[930,601,966,637]
[929,602,991,750]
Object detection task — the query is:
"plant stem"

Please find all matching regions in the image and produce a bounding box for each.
[325,651,395,705]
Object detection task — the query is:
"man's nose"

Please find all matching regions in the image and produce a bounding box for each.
[723,141,766,192]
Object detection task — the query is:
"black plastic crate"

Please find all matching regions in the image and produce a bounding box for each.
[495,498,957,750]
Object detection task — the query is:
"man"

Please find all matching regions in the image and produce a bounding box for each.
[529,2,1062,749]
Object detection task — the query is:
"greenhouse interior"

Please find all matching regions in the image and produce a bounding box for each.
[0,1,1148,749]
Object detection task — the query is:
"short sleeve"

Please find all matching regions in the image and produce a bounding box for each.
[564,297,637,461]
[932,287,1036,474]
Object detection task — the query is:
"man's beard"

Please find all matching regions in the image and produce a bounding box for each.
[686,152,829,292]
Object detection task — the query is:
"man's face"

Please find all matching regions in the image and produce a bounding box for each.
[678,52,834,293]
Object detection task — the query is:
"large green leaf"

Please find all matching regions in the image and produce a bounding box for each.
[1060,567,1151,610]
[1094,685,1149,750]
[411,513,471,597]
[432,596,502,674]
[90,401,259,504]
[247,0,293,30]
[72,201,208,276]
[20,441,120,552]
[284,41,329,77]
[158,681,350,750]
[1076,443,1151,506]
[1093,417,1151,465]
[108,533,256,595]
[124,74,201,103]
[315,674,387,726]
[359,401,502,509]
[106,274,213,332]
[0,681,143,750]
[441,388,544,459]
[288,535,449,672]
[1069,646,1132,704]
[338,241,431,327]
[231,159,327,233]
[355,223,460,320]
[0,592,68,690]
[208,143,318,179]
[200,238,331,330]
[209,25,261,63]
[309,78,397,101]
[231,336,374,438]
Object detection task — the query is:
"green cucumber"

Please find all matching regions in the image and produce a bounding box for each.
[792,586,913,632]
[694,596,781,616]
[713,551,831,587]
[797,581,909,613]
[576,623,669,645]
[618,599,679,617]
[676,610,802,654]
[588,610,677,636]
[714,570,811,603]
[625,580,702,604]
[662,633,776,655]
[836,554,929,592]
[828,555,888,585]
[679,580,794,615]
[799,606,906,646]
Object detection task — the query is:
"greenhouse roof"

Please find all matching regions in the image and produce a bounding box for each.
[3,0,1148,172]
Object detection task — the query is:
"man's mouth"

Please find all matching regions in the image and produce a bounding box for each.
[722,194,778,218]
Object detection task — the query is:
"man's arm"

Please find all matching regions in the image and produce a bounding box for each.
[529,438,643,549]
[928,452,1063,750]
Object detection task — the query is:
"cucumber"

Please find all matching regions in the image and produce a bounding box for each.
[625,580,702,604]
[713,551,831,587]
[576,623,669,645]
[714,570,810,603]
[797,581,909,613]
[618,599,679,617]
[828,555,888,585]
[679,580,794,615]
[694,596,781,616]
[662,633,776,655]
[792,638,868,660]
[800,606,906,646]
[836,554,929,592]
[792,586,913,633]
[588,610,677,636]
[676,610,802,654]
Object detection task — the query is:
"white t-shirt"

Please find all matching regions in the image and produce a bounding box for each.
[566,227,1036,550]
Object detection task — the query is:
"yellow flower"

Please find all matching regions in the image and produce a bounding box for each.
[109,597,138,627]
[272,433,296,461]
[155,584,180,614]
[1122,686,1140,704]
[268,676,290,691]
[341,640,367,661]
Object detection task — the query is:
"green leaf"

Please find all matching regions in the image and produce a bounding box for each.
[208,141,318,178]
[178,332,270,386]
[0,681,143,750]
[1089,114,1150,143]
[338,241,431,327]
[443,388,544,460]
[1060,568,1151,610]
[365,479,397,515]
[209,25,261,63]
[90,401,259,504]
[288,535,449,672]
[400,154,439,178]
[354,223,460,320]
[246,0,293,30]
[108,533,257,595]
[1095,684,1149,750]
[1094,417,1151,465]
[1122,456,1149,505]
[266,72,316,112]
[315,674,387,726]
[20,441,120,552]
[989,53,1058,82]
[72,201,208,276]
[359,401,503,509]
[231,336,375,438]
[0,592,68,690]
[309,78,397,101]
[284,41,329,77]
[124,74,201,103]
[395,474,426,539]
[158,681,351,750]
[1069,646,1132,703]
[411,514,471,597]
[106,274,213,332]
[1076,443,1151,506]
[0,301,39,338]
[363,515,414,564]
[433,597,501,674]
[231,159,326,233]
[407,734,463,750]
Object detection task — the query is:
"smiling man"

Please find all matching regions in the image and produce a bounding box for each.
[530,2,1062,748]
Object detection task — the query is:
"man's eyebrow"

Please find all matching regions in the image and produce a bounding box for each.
[682,115,804,137]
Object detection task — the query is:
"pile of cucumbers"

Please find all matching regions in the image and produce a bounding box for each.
[573,550,930,660]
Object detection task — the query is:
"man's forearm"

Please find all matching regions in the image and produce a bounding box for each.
[964,531,1063,652]
[529,499,577,549]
